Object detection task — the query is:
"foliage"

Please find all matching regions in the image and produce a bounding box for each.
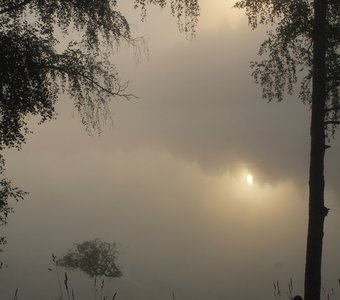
[235,0,339,136]
[0,1,132,149]
[57,239,122,278]
[0,154,26,267]
[134,0,200,36]
[236,1,339,299]
[0,0,200,261]
[0,0,200,150]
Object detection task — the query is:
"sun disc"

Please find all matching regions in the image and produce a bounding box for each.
[246,174,254,185]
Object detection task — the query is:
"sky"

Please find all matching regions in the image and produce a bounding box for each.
[1,1,340,300]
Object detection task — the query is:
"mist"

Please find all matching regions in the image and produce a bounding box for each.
[1,1,339,300]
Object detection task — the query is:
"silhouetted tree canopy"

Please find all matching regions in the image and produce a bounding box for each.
[0,157,26,225]
[0,0,199,263]
[235,0,339,135]
[0,154,26,267]
[57,239,122,278]
[236,1,339,300]
[0,0,200,150]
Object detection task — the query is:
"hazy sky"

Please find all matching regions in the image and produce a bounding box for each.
[1,1,339,300]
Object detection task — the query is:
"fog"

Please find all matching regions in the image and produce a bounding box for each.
[1,1,339,299]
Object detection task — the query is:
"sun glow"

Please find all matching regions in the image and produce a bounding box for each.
[199,0,246,31]
[246,173,254,186]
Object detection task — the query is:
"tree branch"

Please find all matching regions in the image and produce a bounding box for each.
[325,105,340,112]
[0,0,34,15]
[65,0,132,42]
[305,40,313,64]
[326,81,340,94]
[324,120,340,126]
[41,64,137,100]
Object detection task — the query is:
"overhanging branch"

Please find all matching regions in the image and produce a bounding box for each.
[41,64,137,100]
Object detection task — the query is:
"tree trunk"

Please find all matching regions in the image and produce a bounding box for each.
[304,1,328,300]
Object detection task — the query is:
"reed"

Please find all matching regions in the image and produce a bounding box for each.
[49,254,118,300]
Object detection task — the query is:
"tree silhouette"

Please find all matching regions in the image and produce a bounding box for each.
[235,1,339,299]
[0,0,200,150]
[57,239,122,278]
[0,0,200,257]
[0,155,26,268]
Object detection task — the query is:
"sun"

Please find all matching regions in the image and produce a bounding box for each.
[246,173,254,186]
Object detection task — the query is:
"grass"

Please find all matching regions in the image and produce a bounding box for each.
[9,260,340,300]
[49,254,118,300]
[273,277,340,300]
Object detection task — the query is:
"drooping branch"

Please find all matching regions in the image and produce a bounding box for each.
[65,0,132,42]
[41,64,137,101]
[0,0,34,14]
